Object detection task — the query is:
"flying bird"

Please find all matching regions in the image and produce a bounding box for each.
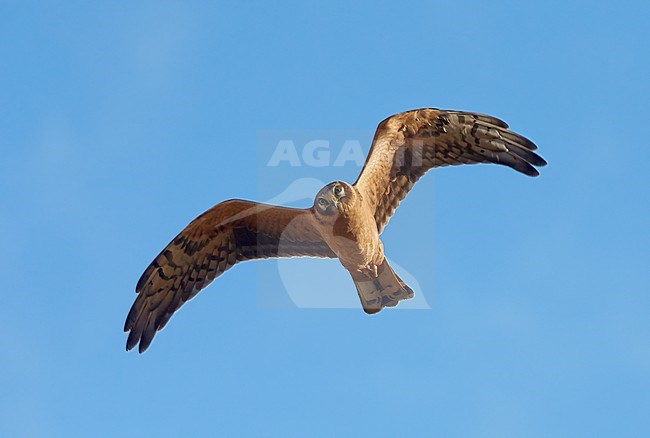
[125,108,546,352]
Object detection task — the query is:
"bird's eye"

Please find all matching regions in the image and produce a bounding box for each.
[318,198,328,207]
[334,186,343,196]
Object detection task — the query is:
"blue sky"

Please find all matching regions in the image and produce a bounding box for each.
[1,1,649,436]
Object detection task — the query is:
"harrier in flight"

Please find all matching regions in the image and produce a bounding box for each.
[125,108,546,352]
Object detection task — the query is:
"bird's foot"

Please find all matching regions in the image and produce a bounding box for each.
[356,264,379,279]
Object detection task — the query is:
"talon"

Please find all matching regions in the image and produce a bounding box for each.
[367,264,379,278]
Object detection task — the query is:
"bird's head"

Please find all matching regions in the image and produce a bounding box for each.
[313,181,355,218]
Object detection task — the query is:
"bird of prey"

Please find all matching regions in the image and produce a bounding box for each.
[125,108,546,352]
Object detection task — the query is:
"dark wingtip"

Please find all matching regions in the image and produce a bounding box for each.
[123,318,132,333]
[514,160,540,177]
[520,137,538,151]
[138,328,155,353]
[125,330,139,352]
[124,299,138,330]
[522,150,547,168]
[125,336,149,354]
[524,165,540,177]
[506,146,547,170]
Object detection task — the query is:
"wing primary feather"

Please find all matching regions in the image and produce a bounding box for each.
[138,314,158,353]
[491,125,538,151]
[494,152,540,176]
[501,142,547,167]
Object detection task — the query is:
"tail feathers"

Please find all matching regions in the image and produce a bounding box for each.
[352,260,414,314]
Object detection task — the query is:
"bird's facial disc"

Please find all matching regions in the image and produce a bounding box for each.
[315,182,349,215]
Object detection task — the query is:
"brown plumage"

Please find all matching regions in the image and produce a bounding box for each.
[125,108,546,352]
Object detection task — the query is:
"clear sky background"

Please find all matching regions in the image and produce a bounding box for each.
[1,1,649,437]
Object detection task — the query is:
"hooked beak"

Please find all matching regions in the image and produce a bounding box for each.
[326,194,339,208]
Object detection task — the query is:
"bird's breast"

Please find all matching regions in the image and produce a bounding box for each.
[322,209,382,270]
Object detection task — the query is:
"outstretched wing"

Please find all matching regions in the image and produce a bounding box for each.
[354,108,546,233]
[124,200,334,352]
